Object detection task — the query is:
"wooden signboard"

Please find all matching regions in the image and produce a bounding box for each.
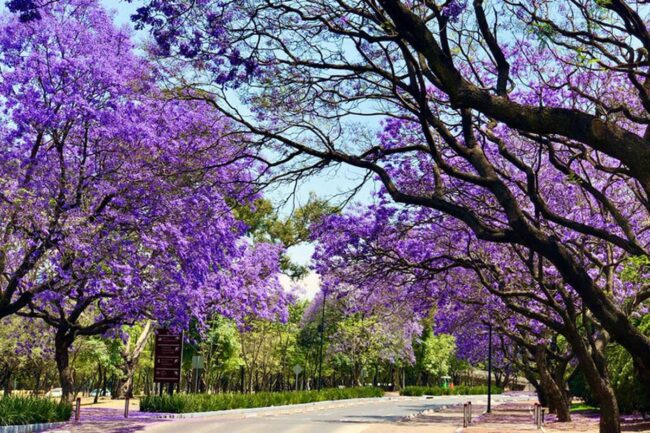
[154,329,183,384]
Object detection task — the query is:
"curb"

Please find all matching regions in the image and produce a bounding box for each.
[149,396,408,419]
[400,403,449,422]
[0,422,68,433]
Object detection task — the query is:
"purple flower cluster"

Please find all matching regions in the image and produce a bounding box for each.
[128,0,258,88]
[0,0,288,339]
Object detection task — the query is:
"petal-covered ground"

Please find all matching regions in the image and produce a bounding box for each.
[50,407,171,433]
[409,399,650,433]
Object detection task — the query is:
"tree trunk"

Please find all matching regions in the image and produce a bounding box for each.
[524,369,548,407]
[567,329,620,433]
[113,321,152,399]
[2,369,11,396]
[93,364,103,404]
[54,330,75,403]
[352,363,362,387]
[494,370,504,388]
[534,345,571,422]
[34,369,42,396]
[597,383,621,433]
[553,360,571,417]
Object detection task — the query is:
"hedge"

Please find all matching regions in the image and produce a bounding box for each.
[0,396,71,426]
[399,385,503,396]
[140,387,384,413]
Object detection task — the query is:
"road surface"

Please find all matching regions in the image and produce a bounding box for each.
[144,394,523,433]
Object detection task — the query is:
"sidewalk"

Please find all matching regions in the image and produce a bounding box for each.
[405,399,650,433]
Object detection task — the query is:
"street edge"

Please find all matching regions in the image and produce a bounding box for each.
[149,396,419,419]
[0,421,68,433]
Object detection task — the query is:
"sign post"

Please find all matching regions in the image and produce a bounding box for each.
[191,355,204,393]
[293,364,303,391]
[154,329,183,394]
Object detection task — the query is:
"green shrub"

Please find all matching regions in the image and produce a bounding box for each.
[568,315,650,414]
[569,350,650,414]
[140,387,384,413]
[0,396,71,426]
[399,385,503,397]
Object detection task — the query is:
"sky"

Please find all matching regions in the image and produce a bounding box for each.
[100,0,377,298]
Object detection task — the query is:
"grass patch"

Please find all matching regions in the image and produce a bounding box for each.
[399,385,503,397]
[570,402,599,413]
[140,387,383,413]
[0,395,71,426]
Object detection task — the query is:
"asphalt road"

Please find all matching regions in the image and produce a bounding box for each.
[143,394,522,433]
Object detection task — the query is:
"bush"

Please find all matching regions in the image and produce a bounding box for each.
[399,385,503,397]
[140,387,384,413]
[568,315,650,414]
[0,396,72,426]
[569,349,650,414]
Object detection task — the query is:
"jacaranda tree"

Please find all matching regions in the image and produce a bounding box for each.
[5,2,650,431]
[0,0,288,402]
[310,199,631,427]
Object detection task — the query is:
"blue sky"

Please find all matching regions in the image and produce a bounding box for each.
[101,1,138,25]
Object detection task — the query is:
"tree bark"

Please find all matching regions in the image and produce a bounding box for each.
[33,369,41,396]
[1,367,11,396]
[567,329,620,433]
[529,376,548,408]
[113,321,152,399]
[534,345,571,422]
[376,0,650,198]
[93,364,103,404]
[113,360,135,399]
[54,330,75,404]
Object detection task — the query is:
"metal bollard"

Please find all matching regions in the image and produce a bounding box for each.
[75,397,81,422]
[534,403,544,429]
[463,403,468,428]
[468,401,472,424]
[124,397,130,418]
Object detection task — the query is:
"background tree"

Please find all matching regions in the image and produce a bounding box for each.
[420,333,456,384]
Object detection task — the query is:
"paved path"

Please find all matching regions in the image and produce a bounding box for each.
[42,394,529,433]
[142,394,524,433]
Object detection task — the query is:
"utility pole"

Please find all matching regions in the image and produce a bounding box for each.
[487,322,493,413]
[317,291,326,391]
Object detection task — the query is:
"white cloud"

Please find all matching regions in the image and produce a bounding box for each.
[279,272,321,300]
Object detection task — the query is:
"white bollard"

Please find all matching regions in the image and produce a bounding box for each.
[74,397,81,422]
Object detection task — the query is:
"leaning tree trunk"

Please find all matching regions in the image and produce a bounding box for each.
[54,329,75,404]
[534,345,571,422]
[553,359,572,418]
[520,361,548,407]
[567,329,620,433]
[113,321,152,399]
